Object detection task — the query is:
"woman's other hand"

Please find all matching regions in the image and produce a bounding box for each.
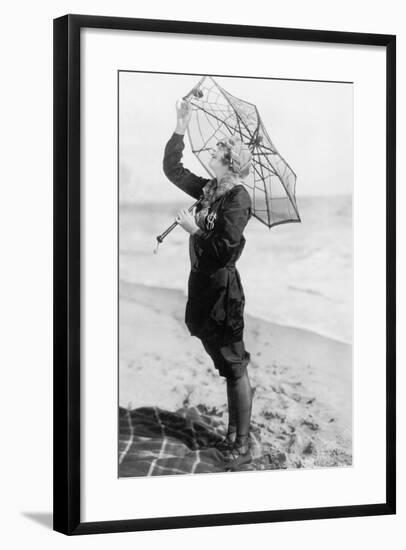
[176,208,199,235]
[175,100,192,135]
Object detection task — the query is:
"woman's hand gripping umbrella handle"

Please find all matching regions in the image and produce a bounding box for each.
[154,197,203,254]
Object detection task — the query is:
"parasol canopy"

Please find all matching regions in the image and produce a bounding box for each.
[184,76,301,229]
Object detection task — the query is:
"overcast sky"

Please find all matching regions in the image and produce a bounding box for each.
[119,71,353,203]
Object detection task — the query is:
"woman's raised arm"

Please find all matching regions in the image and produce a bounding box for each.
[163,100,210,200]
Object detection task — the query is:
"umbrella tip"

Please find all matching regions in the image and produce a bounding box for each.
[192,87,203,98]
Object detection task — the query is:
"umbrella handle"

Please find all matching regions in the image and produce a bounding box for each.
[156,219,178,244]
[155,197,203,250]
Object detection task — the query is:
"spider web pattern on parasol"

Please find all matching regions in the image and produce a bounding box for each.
[184,76,301,228]
[155,75,301,251]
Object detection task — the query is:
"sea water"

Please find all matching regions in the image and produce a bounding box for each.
[119,195,353,344]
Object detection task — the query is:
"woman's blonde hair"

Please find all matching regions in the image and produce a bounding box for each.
[217,136,252,179]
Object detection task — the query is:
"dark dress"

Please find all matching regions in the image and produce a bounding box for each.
[163,132,251,379]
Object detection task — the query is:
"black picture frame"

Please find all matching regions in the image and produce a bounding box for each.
[53,14,396,535]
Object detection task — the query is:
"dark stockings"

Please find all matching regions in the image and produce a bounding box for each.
[226,371,252,451]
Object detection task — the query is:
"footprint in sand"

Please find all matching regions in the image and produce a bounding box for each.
[278,383,304,403]
[301,419,320,431]
[303,441,316,455]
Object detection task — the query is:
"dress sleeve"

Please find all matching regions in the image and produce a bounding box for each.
[194,186,252,266]
[163,132,210,200]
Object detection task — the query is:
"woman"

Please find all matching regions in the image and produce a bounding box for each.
[163,99,253,468]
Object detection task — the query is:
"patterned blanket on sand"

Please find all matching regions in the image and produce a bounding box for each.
[118,406,282,477]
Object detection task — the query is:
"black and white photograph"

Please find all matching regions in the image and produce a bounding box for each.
[1,0,401,543]
[118,72,353,477]
[51,11,395,537]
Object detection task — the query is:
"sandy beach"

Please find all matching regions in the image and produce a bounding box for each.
[119,280,352,470]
